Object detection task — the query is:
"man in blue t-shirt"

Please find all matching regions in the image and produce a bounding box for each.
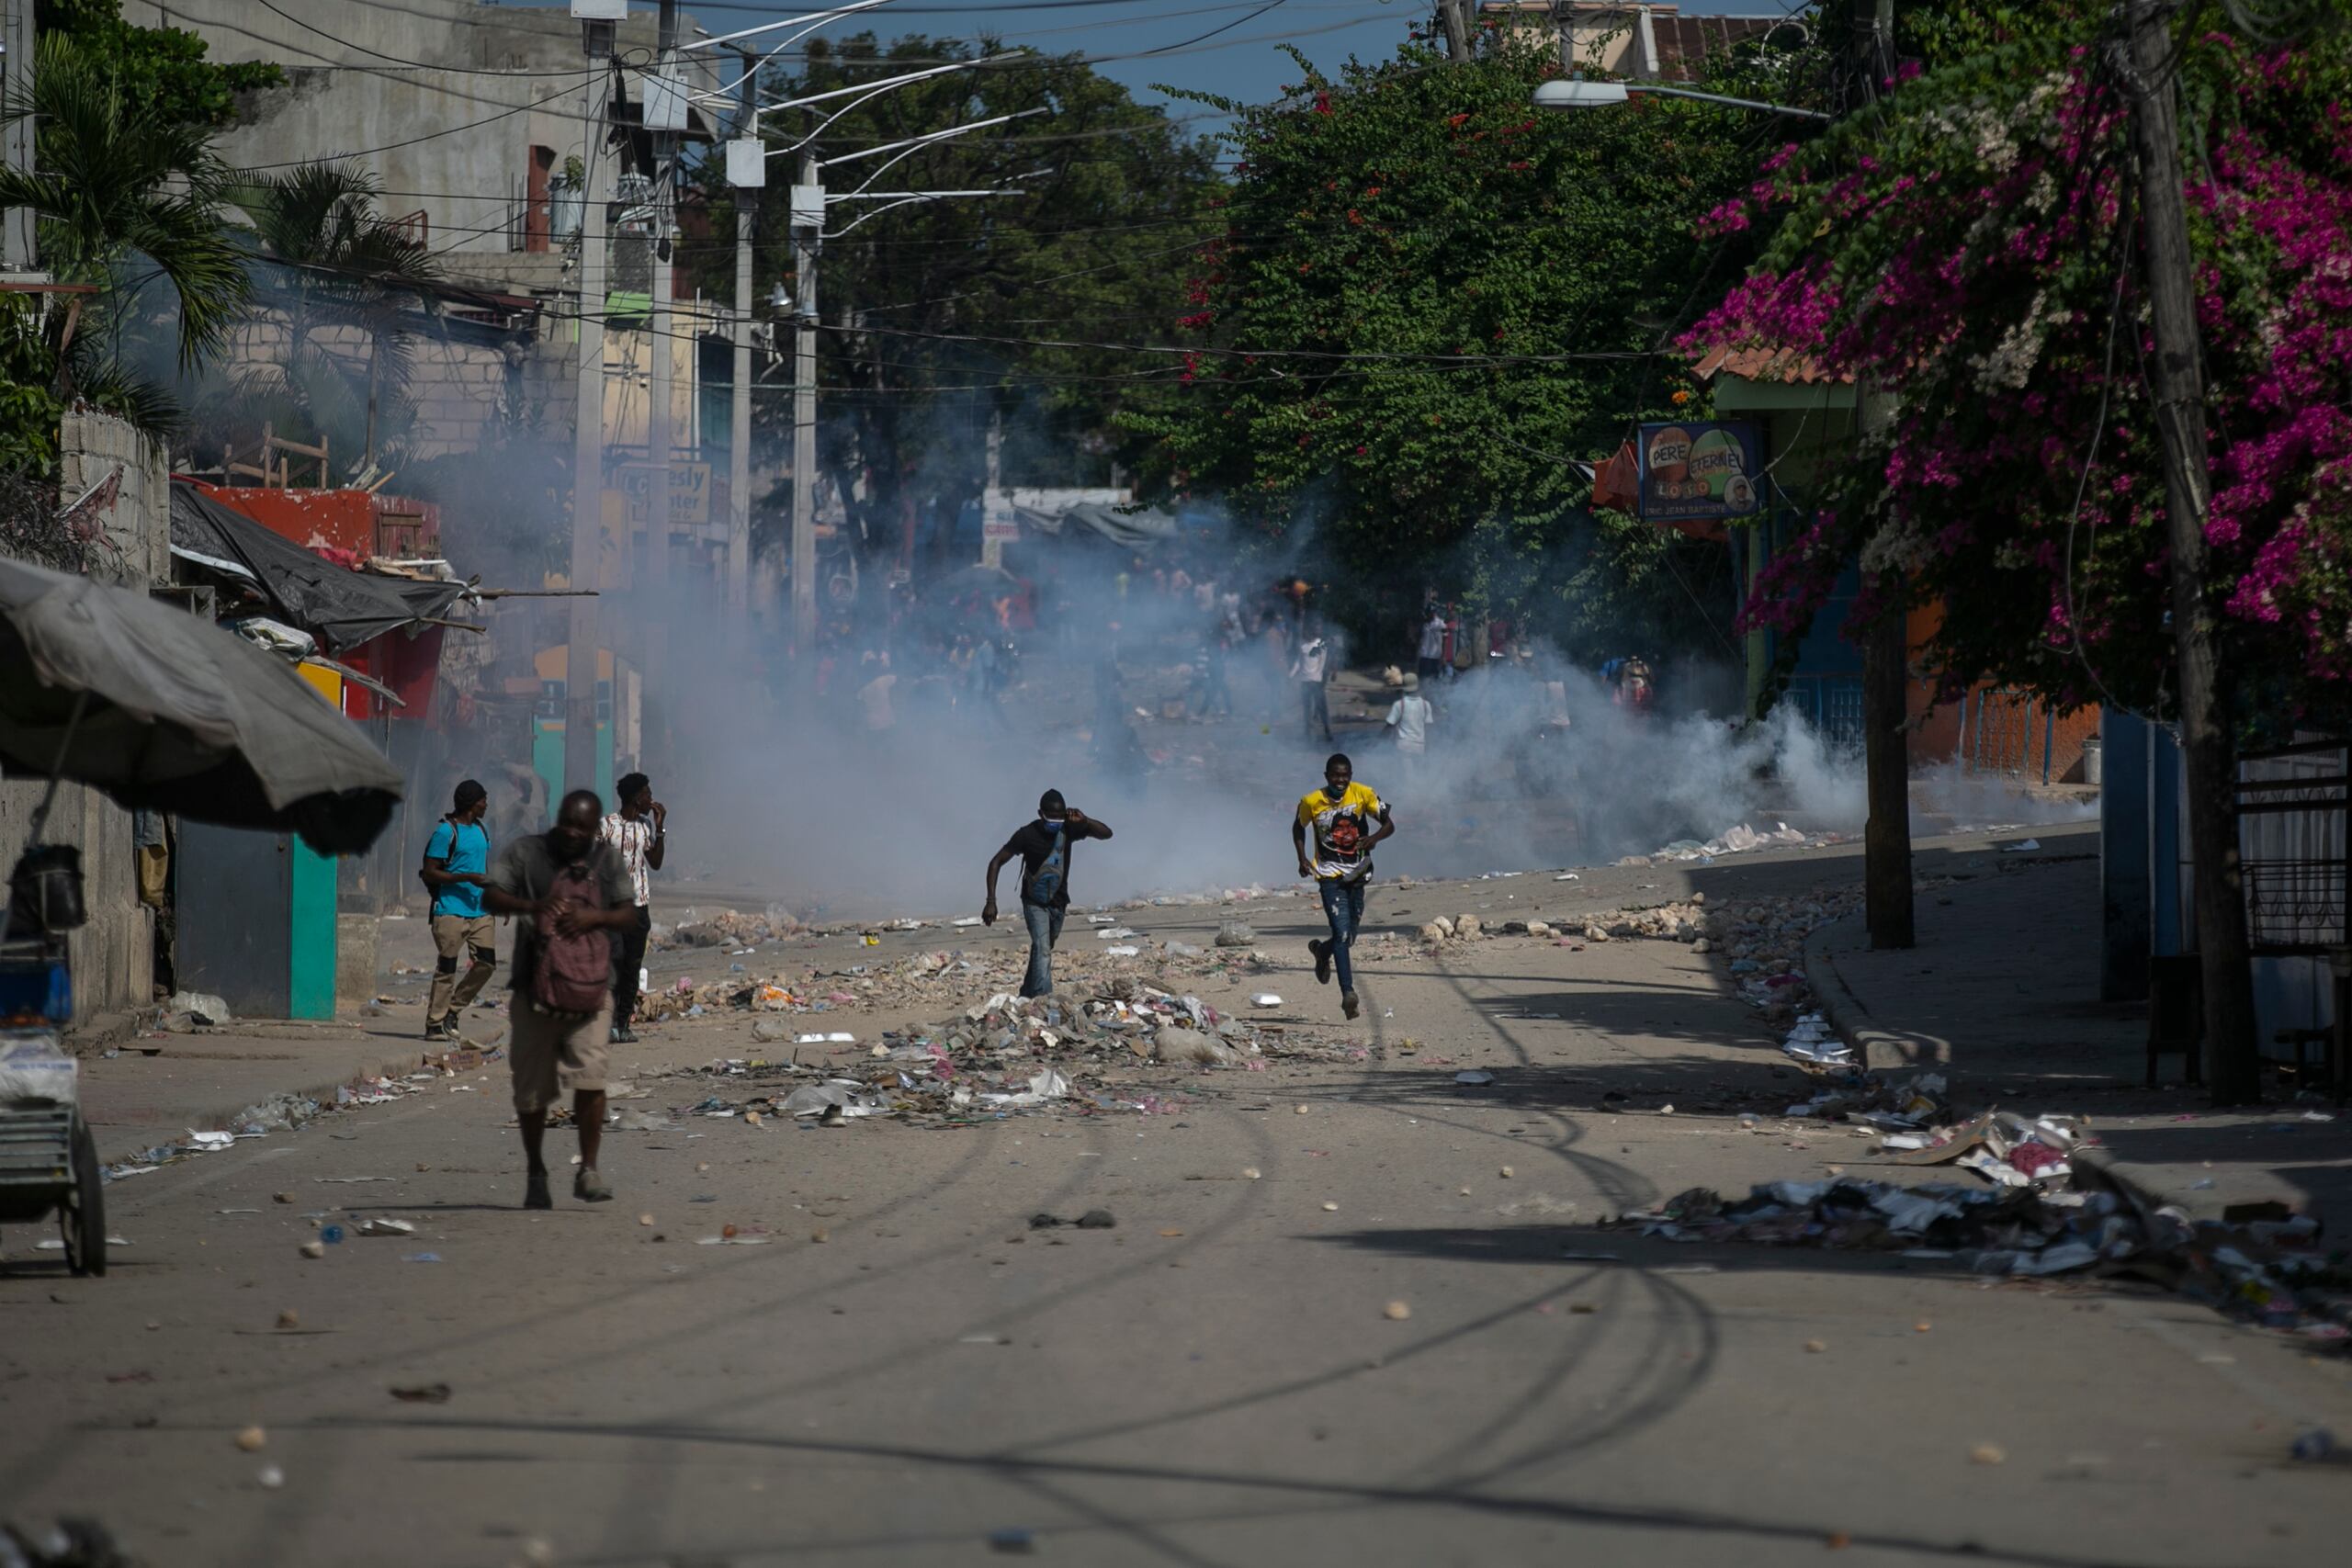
[421,779,495,1042]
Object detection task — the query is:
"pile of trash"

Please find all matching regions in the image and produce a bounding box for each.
[636,975,1368,1130]
[1614,1168,2352,1341]
[653,904,816,951]
[1616,1174,2141,1278]
[1617,819,1849,867]
[1702,889,1865,1028]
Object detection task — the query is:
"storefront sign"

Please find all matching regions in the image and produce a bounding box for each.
[1636,422,1762,522]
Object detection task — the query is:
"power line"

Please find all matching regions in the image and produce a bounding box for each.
[825,320,1657,365]
[234,69,599,173]
[248,0,644,76]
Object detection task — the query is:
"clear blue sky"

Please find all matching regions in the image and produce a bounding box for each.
[657,1,1811,133]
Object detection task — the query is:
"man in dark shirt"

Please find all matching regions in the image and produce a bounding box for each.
[982,789,1114,998]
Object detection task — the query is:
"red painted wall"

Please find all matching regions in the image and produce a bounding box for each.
[197,484,448,725]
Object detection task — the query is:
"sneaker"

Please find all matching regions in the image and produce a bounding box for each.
[423,1019,451,1042]
[1311,940,1332,986]
[523,1170,552,1210]
[1341,990,1361,1021]
[573,1168,614,1203]
[609,1025,639,1044]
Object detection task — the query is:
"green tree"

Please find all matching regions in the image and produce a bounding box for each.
[214,161,445,473]
[36,0,281,128]
[690,33,1223,566]
[0,31,250,454]
[1122,34,1795,659]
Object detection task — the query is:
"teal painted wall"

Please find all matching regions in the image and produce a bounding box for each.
[288,840,338,1021]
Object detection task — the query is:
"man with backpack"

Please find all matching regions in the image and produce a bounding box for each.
[419,779,495,1042]
[982,790,1114,998]
[483,789,638,1208]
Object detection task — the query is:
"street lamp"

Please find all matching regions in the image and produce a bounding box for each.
[1532,76,1831,121]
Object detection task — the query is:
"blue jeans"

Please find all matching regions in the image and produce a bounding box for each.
[1022,902,1066,998]
[1318,876,1366,992]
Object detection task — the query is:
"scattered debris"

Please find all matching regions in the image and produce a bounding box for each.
[390,1382,453,1404]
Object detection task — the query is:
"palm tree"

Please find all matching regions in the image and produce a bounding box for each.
[227,161,445,472]
[0,33,249,437]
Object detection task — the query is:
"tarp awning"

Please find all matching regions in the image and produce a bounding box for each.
[168,481,469,654]
[1012,501,1180,549]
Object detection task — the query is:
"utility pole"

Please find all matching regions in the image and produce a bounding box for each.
[2125,0,2259,1100]
[565,31,614,800]
[0,0,33,272]
[1851,0,1915,952]
[789,152,820,654]
[980,409,1003,569]
[646,0,680,599]
[1439,0,1471,62]
[726,51,759,627]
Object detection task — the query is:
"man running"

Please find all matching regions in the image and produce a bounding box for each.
[983,790,1114,998]
[420,779,495,1041]
[598,773,666,1044]
[1292,753,1394,1021]
[484,790,637,1208]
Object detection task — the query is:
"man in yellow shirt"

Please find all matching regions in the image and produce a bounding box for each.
[1292,752,1395,1021]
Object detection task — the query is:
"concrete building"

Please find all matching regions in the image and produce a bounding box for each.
[0,411,172,1025]
[120,1,719,296]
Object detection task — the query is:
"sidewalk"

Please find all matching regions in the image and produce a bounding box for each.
[1805,828,2352,1225]
[75,1019,432,1165]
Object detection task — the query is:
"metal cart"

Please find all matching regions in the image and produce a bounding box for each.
[0,941,103,1277]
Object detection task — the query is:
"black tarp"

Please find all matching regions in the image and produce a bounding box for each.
[168,481,469,654]
[1011,501,1180,549]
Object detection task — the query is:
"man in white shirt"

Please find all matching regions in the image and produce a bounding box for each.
[597,772,666,1043]
[1417,608,1448,687]
[1288,621,1334,743]
[1385,673,1435,759]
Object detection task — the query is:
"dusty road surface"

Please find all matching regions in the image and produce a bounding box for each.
[6,826,2351,1567]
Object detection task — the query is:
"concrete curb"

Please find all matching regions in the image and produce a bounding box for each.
[1801,915,1947,1073]
[1803,919,2317,1224]
[94,1040,428,1167]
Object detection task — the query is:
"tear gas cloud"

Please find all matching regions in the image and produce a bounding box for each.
[634,542,1886,923]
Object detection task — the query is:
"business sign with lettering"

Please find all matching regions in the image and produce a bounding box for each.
[1635,422,1762,522]
[616,461,711,527]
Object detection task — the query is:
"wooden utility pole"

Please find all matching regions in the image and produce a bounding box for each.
[1854,0,1914,950]
[1440,0,1472,62]
[2125,0,2260,1101]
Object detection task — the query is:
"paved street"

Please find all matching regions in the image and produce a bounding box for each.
[8,829,2350,1567]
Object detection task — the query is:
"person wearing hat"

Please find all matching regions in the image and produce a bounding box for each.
[1385,671,1435,762]
[420,779,496,1042]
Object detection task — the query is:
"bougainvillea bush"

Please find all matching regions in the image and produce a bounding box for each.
[1688,2,2352,732]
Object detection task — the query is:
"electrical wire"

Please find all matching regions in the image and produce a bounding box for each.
[825,319,1656,365]
[247,0,647,76]
[234,70,601,173]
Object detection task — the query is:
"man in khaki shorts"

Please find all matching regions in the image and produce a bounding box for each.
[420,780,495,1041]
[484,789,636,1209]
